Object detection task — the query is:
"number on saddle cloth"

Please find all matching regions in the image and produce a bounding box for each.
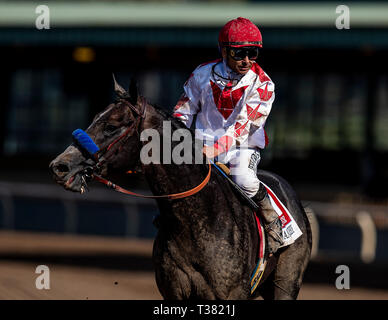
[72,129,100,158]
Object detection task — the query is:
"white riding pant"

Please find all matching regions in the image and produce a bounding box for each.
[217,148,261,198]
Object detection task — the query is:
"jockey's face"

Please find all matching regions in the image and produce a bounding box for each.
[222,47,256,75]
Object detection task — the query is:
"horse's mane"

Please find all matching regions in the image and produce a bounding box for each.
[147,99,194,133]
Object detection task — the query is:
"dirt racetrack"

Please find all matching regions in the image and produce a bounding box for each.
[0,231,387,300]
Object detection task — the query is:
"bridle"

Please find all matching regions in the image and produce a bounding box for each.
[76,98,212,200]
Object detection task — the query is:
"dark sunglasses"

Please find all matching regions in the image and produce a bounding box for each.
[228,47,259,61]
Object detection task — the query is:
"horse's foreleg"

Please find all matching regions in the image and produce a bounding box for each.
[156,266,192,299]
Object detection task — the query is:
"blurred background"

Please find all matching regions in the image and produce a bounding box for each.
[0,0,388,299]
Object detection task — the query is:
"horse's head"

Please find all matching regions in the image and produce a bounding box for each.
[49,76,146,193]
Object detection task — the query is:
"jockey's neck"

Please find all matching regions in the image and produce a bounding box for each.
[223,59,244,81]
[211,59,245,86]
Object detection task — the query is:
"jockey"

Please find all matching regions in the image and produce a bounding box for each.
[173,17,283,254]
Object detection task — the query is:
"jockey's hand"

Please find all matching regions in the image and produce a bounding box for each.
[202,145,222,159]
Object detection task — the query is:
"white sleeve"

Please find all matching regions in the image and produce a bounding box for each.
[172,73,201,128]
[248,80,275,128]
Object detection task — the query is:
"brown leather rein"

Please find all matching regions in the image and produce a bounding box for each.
[83,99,212,200]
[93,163,211,199]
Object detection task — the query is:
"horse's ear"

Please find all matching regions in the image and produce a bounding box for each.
[128,78,139,106]
[128,79,146,117]
[112,73,129,99]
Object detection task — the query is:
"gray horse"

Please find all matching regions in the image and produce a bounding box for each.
[50,79,312,299]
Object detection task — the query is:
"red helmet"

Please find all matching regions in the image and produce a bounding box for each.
[218,17,263,48]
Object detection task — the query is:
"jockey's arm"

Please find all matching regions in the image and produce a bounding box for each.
[172,93,199,128]
[172,72,201,128]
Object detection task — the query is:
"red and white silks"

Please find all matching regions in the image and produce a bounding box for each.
[173,59,275,153]
[173,59,275,197]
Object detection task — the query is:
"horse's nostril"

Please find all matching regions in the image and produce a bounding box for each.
[53,163,70,175]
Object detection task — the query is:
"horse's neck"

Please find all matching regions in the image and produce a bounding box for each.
[140,104,206,197]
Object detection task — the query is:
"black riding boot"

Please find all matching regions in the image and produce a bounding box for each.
[251,185,284,254]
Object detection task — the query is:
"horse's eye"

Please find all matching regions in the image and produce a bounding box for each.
[104,124,118,134]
